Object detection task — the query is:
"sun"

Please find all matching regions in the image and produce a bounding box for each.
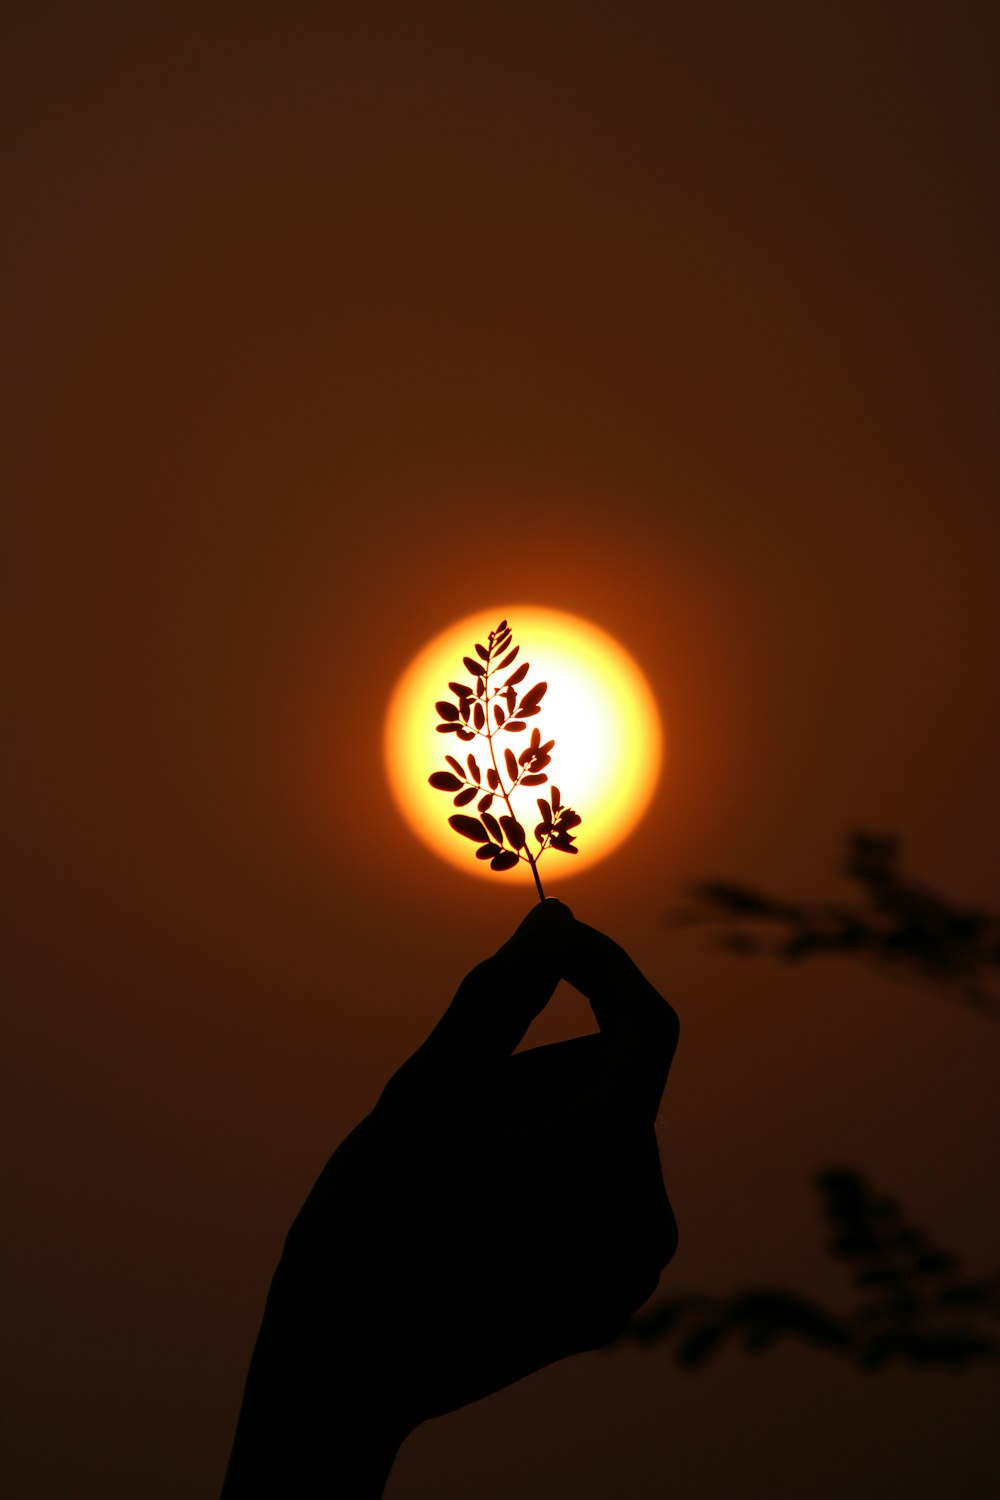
[384,606,663,883]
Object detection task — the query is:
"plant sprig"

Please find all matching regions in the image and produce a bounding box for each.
[428,618,582,900]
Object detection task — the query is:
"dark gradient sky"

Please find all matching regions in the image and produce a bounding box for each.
[5,3,999,1496]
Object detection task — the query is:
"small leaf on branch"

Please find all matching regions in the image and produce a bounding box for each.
[491,850,520,871]
[504,720,526,732]
[551,786,561,809]
[437,723,460,734]
[522,773,548,785]
[481,811,503,845]
[494,704,506,726]
[456,728,475,741]
[435,701,460,721]
[537,798,551,823]
[449,815,489,843]
[459,700,470,722]
[520,682,547,710]
[478,793,493,812]
[476,842,501,860]
[453,786,478,806]
[499,816,526,848]
[449,682,472,699]
[498,646,519,669]
[429,771,463,791]
[467,754,481,783]
[505,662,529,687]
[504,748,518,780]
[445,755,465,777]
[487,768,500,789]
[473,702,485,729]
[475,642,490,662]
[463,657,485,676]
[476,676,485,698]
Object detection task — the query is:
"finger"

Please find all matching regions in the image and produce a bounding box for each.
[392,899,576,1090]
[560,919,679,1114]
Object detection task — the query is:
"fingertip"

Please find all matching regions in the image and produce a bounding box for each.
[502,897,575,951]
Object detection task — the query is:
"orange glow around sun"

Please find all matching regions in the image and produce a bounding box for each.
[384,606,664,883]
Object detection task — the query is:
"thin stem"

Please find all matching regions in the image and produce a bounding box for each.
[483,639,546,904]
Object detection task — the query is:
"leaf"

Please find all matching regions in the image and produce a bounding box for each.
[518,706,540,717]
[459,700,470,722]
[499,816,526,848]
[428,771,463,791]
[456,728,475,741]
[491,850,520,871]
[550,786,561,810]
[494,703,506,726]
[448,681,472,698]
[498,646,519,669]
[497,618,508,632]
[445,755,465,777]
[453,786,478,807]
[473,701,485,730]
[477,793,493,813]
[475,675,485,698]
[435,701,460,721]
[505,662,529,687]
[487,768,500,790]
[467,754,481,783]
[449,815,489,843]
[481,811,503,844]
[475,642,490,662]
[504,748,518,781]
[522,773,548,785]
[476,842,501,860]
[436,723,460,734]
[520,681,547,710]
[504,720,526,732]
[463,657,485,676]
[537,798,552,823]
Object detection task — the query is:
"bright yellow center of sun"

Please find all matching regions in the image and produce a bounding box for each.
[384,606,663,883]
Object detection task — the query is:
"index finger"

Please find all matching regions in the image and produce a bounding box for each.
[387,899,576,1095]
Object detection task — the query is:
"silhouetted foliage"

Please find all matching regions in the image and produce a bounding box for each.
[622,1170,1000,1369]
[678,831,1000,1015]
[429,620,582,898]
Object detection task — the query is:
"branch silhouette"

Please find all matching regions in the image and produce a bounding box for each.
[429,618,582,900]
[622,1169,1000,1370]
[678,830,1000,1016]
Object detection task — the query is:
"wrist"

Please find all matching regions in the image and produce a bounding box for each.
[221,1322,411,1498]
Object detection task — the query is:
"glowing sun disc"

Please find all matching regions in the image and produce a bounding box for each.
[384,606,663,883]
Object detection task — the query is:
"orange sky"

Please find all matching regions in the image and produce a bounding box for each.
[5,3,999,1497]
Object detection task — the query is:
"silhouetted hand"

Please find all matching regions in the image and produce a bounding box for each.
[221,900,679,1498]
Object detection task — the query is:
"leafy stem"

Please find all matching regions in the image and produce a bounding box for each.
[428,618,582,895]
[482,644,547,902]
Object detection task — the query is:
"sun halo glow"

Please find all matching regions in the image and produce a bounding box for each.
[383,606,663,884]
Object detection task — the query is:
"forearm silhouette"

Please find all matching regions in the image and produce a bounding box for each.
[221,899,680,1497]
